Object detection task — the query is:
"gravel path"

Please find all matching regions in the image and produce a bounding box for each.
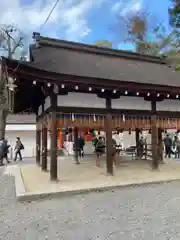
[1,168,180,240]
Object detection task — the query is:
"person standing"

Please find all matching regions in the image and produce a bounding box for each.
[173,135,180,158]
[112,137,118,165]
[0,138,5,166]
[176,137,180,159]
[14,137,24,161]
[95,136,105,167]
[3,139,10,164]
[164,134,172,158]
[112,132,121,156]
[73,134,85,159]
[78,134,85,158]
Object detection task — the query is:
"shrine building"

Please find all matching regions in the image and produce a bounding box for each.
[2,32,180,180]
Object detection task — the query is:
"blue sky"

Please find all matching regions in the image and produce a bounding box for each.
[0,0,172,52]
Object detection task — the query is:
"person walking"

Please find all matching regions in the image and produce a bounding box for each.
[14,137,24,161]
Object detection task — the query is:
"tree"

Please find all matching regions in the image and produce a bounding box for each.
[94,40,113,48]
[112,8,178,57]
[111,9,153,53]
[0,25,24,139]
[169,0,180,27]
[163,30,180,69]
[0,25,24,58]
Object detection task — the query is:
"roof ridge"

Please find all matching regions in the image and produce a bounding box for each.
[32,32,167,65]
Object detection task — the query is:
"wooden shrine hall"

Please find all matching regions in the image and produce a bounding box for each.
[2,32,180,181]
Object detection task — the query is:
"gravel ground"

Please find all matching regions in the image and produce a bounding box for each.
[1,168,180,240]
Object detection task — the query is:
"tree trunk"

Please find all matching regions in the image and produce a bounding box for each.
[0,109,7,139]
[136,33,146,54]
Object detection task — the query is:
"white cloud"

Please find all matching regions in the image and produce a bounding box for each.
[111,0,142,16]
[0,0,104,42]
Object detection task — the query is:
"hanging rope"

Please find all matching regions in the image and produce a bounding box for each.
[93,114,96,122]
[71,113,75,122]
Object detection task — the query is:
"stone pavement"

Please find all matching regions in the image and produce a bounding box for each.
[19,155,180,199]
[2,167,180,239]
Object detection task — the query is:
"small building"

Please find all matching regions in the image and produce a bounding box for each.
[2,32,180,180]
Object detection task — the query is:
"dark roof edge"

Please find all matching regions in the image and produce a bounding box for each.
[2,56,179,93]
[32,32,167,65]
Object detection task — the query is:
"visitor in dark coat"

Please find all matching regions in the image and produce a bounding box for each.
[164,134,172,158]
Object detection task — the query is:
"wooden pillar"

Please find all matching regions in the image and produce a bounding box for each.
[41,119,47,171]
[135,128,140,157]
[151,99,158,169]
[74,127,80,164]
[50,111,58,181]
[36,119,41,165]
[105,97,113,175]
[158,128,163,162]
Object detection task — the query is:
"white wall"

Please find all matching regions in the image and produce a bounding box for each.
[5,130,36,158]
[112,97,151,110]
[57,93,106,108]
[5,124,36,158]
[7,114,36,124]
[57,93,180,111]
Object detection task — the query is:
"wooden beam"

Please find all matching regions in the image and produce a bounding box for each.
[41,121,47,171]
[5,61,180,94]
[50,111,58,181]
[135,128,140,157]
[151,98,159,169]
[158,128,163,163]
[105,97,113,175]
[74,127,80,164]
[56,106,151,115]
[36,119,41,165]
[50,93,58,181]
[56,106,180,118]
